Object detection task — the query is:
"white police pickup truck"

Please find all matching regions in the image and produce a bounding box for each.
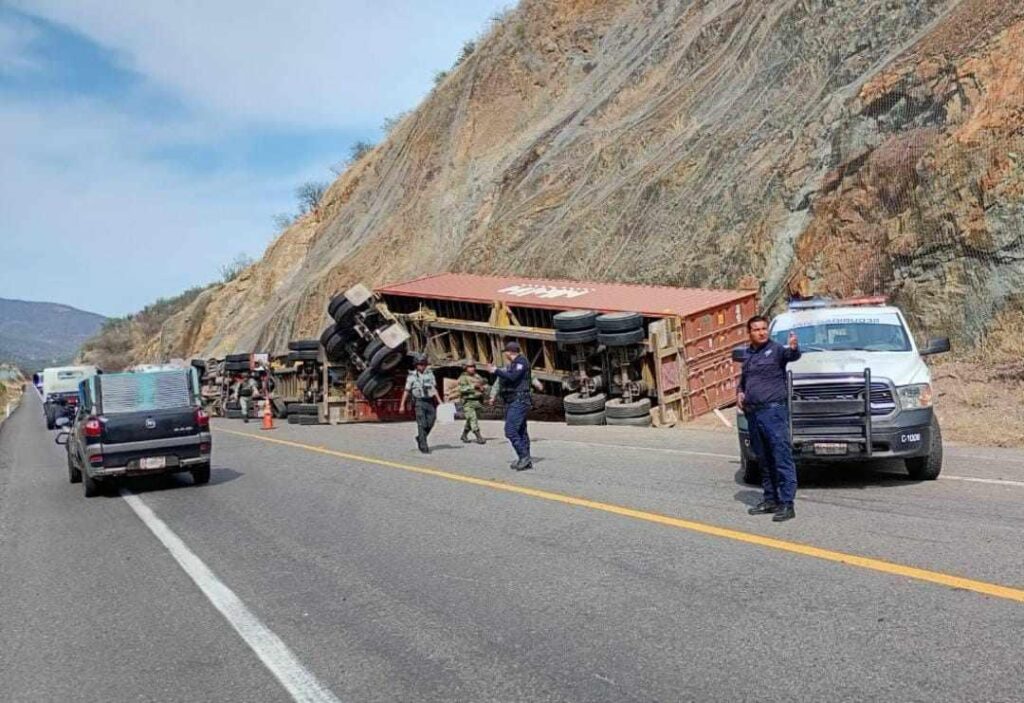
[736,298,950,482]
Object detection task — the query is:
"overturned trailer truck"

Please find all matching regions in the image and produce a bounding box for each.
[376,274,757,427]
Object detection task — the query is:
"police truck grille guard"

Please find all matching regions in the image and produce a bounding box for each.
[786,371,894,457]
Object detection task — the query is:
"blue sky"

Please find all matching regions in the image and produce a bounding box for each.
[0,1,510,317]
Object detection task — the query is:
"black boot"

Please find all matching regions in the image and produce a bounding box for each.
[460,430,471,443]
[513,456,533,471]
[748,501,780,515]
[473,431,486,445]
[772,504,796,522]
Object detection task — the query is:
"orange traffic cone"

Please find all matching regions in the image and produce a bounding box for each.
[260,396,275,431]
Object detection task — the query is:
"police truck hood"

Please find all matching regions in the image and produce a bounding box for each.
[789,351,930,385]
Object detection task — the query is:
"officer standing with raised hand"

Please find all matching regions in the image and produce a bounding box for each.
[737,316,802,522]
[487,341,533,471]
[400,353,441,454]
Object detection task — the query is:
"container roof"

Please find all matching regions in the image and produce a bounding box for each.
[377,273,756,318]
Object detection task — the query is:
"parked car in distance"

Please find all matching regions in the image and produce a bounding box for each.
[56,368,212,497]
[42,365,99,429]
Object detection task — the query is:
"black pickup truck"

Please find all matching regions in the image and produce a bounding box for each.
[56,368,212,497]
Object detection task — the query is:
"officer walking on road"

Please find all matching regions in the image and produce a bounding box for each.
[737,315,801,522]
[457,360,488,445]
[400,353,441,454]
[237,373,260,423]
[487,341,533,471]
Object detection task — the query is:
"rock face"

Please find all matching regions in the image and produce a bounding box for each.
[137,0,1023,360]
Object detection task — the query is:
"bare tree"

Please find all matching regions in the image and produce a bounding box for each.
[220,253,254,283]
[272,212,295,230]
[296,181,329,216]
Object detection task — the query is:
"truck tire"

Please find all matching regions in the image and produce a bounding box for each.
[553,310,598,332]
[67,451,82,483]
[319,324,338,347]
[287,414,301,424]
[741,454,761,485]
[272,398,288,418]
[563,392,606,414]
[905,417,943,480]
[596,312,642,333]
[365,340,405,373]
[555,328,598,345]
[83,473,101,498]
[225,408,244,419]
[287,350,319,363]
[224,361,250,372]
[296,415,321,425]
[286,403,319,416]
[45,405,56,430]
[191,463,211,485]
[225,353,250,363]
[566,410,606,426]
[288,339,320,351]
[328,293,363,318]
[359,373,394,401]
[606,414,652,427]
[605,397,651,419]
[331,300,358,327]
[598,329,645,347]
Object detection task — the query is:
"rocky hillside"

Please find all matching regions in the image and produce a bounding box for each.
[0,298,106,372]
[105,0,1024,361]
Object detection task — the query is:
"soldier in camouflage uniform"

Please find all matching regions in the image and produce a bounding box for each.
[457,360,488,444]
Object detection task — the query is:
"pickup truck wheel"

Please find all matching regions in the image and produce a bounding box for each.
[905,417,943,480]
[191,463,211,485]
[45,405,56,430]
[741,454,761,485]
[83,473,101,498]
[67,451,82,483]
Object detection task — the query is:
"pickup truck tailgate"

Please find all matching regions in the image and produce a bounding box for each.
[102,408,200,443]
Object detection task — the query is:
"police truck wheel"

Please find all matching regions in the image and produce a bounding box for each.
[605,397,651,419]
[598,328,645,347]
[553,310,598,331]
[555,328,598,345]
[566,409,606,426]
[905,417,943,480]
[741,454,761,485]
[595,312,642,333]
[563,392,606,414]
[606,414,652,427]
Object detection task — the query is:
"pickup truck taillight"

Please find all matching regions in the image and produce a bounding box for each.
[195,408,210,430]
[84,418,102,438]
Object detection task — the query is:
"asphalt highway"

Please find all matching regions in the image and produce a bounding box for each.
[2,389,1022,702]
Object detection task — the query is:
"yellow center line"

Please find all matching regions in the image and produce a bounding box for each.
[217,427,1024,604]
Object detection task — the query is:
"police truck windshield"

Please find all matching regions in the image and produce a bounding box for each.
[772,313,912,353]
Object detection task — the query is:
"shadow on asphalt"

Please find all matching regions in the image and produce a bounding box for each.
[104,466,244,496]
[732,460,924,498]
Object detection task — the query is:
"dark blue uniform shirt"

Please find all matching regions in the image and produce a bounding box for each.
[495,354,531,398]
[739,339,801,407]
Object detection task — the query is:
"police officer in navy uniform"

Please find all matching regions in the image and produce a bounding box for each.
[737,315,802,522]
[488,341,533,471]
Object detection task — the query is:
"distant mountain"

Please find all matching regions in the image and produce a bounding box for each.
[0,298,107,372]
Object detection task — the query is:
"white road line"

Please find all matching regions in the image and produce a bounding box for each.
[120,490,342,703]
[542,439,1024,486]
[941,475,1024,487]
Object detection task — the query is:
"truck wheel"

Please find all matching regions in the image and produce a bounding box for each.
[553,310,598,331]
[288,339,320,351]
[741,454,761,485]
[606,414,652,427]
[319,324,338,347]
[605,397,651,419]
[360,374,394,401]
[67,451,82,484]
[566,409,606,426]
[365,340,405,372]
[83,473,101,498]
[332,300,358,328]
[191,463,211,485]
[555,328,598,345]
[563,392,606,414]
[596,312,642,333]
[598,329,645,347]
[905,417,943,480]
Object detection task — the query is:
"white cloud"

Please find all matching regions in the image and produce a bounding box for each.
[11,0,506,128]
